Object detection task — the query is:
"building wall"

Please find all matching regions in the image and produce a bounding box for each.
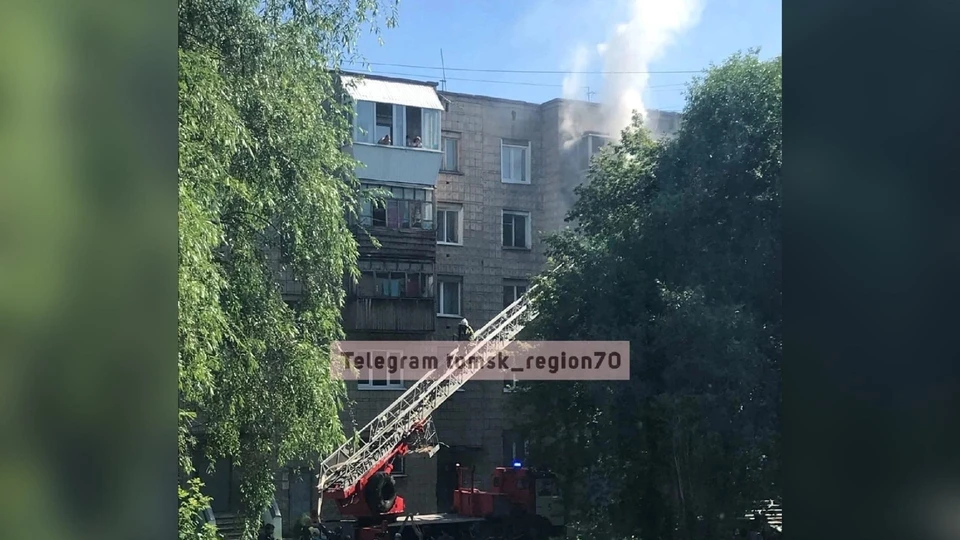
[427,91,550,492]
[283,86,684,530]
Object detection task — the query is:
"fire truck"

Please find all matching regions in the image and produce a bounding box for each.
[311,276,565,540]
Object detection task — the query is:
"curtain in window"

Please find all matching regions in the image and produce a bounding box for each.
[422,109,441,150]
[502,146,525,181]
[423,203,433,229]
[443,138,458,170]
[389,273,403,297]
[405,274,420,297]
[510,147,524,181]
[354,101,374,144]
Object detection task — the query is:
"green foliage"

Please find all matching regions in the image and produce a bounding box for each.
[517,51,781,540]
[178,0,398,537]
[179,478,221,540]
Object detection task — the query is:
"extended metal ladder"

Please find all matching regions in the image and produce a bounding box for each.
[317,275,547,503]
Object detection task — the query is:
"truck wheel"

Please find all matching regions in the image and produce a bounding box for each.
[364,472,397,514]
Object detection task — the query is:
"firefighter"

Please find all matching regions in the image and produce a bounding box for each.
[457,318,474,341]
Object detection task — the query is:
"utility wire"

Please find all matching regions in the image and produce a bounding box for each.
[349,61,704,75]
[358,69,690,90]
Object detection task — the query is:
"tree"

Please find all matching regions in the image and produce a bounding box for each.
[178,1,397,537]
[515,51,781,540]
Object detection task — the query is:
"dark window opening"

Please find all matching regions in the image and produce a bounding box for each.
[502,283,528,309]
[503,212,529,248]
[375,103,393,143]
[405,106,423,147]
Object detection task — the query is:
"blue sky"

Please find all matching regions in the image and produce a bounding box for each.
[343,0,781,111]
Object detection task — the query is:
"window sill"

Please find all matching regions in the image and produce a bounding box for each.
[357,386,407,391]
[502,246,532,251]
[437,241,463,247]
[501,179,531,185]
[437,314,463,319]
[441,170,464,176]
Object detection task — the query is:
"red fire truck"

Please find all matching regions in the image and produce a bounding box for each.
[311,283,566,540]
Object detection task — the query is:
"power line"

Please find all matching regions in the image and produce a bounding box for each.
[348,61,703,75]
[359,69,690,90]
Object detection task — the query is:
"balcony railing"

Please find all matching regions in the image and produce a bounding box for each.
[349,143,442,187]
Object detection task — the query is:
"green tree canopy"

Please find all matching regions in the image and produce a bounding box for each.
[178,0,397,537]
[516,51,781,540]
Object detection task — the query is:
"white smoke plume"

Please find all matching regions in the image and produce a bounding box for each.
[560,0,703,142]
[560,44,591,150]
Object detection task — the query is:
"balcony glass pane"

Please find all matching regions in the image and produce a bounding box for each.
[354,101,375,144]
[422,109,441,150]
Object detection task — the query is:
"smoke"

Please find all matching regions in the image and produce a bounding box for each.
[560,0,703,142]
[560,44,591,150]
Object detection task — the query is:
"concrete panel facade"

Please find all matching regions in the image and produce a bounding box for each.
[275,81,683,533]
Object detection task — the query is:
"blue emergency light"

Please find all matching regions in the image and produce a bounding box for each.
[512,461,522,468]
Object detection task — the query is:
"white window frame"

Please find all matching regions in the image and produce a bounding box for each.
[357,350,405,390]
[437,277,462,318]
[436,204,463,246]
[500,140,531,184]
[502,210,532,249]
[441,135,460,172]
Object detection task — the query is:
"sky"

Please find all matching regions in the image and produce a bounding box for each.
[342,0,781,112]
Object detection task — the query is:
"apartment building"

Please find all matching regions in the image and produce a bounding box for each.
[273,73,681,535]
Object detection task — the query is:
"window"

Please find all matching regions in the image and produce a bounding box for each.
[502,211,531,249]
[580,134,611,171]
[353,100,441,150]
[405,106,422,146]
[501,140,531,184]
[422,109,441,150]
[359,183,434,230]
[436,205,462,245]
[437,277,462,317]
[442,136,459,172]
[390,455,406,477]
[375,102,395,143]
[358,350,404,389]
[354,101,375,144]
[502,281,528,309]
[357,271,434,299]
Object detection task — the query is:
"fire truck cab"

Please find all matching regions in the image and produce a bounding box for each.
[452,464,565,538]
